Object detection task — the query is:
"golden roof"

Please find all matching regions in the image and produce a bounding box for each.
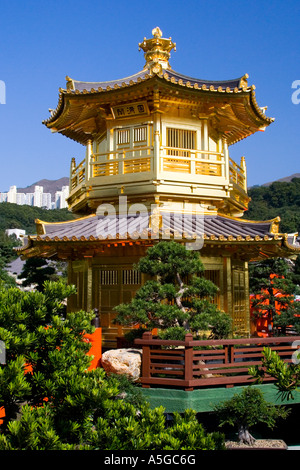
[43,28,274,146]
[17,213,300,262]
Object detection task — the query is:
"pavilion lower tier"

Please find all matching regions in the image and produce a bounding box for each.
[67,246,251,349]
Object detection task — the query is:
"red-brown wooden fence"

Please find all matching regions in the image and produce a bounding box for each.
[134,332,300,391]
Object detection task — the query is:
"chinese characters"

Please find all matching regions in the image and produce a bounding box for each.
[112,101,148,118]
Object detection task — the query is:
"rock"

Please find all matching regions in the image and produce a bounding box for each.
[101,348,142,381]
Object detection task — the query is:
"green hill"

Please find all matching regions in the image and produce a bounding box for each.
[0,203,76,235]
[1,177,300,239]
[245,177,300,234]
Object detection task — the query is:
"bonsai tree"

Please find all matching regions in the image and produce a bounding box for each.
[250,258,300,335]
[214,387,289,445]
[114,241,232,340]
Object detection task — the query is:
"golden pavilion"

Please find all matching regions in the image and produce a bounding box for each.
[19,27,300,347]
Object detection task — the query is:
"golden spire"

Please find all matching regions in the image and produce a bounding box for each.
[139,27,176,73]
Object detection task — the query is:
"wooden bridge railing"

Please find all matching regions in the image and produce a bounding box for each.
[134,332,300,391]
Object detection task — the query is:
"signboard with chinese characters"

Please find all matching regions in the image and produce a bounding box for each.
[111,101,149,119]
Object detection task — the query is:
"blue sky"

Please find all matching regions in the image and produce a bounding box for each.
[0,0,299,191]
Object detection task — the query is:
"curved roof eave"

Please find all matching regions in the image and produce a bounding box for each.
[43,68,274,130]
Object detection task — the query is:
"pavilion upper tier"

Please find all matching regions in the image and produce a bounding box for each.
[43,27,274,216]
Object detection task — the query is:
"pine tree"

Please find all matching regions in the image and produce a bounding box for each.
[0,279,224,450]
[214,387,289,445]
[18,258,59,291]
[114,241,232,340]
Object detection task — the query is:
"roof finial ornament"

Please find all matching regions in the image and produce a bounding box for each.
[152,26,163,38]
[139,27,176,73]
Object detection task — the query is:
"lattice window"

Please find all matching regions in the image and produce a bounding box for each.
[232,269,246,331]
[117,128,130,145]
[134,126,147,143]
[122,269,141,285]
[99,270,118,285]
[167,128,196,156]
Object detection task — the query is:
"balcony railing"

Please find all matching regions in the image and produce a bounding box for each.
[135,332,300,391]
[91,146,152,178]
[161,147,224,177]
[229,157,247,191]
[70,148,247,194]
[71,157,85,190]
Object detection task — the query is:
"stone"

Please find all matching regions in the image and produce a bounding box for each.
[101,348,142,381]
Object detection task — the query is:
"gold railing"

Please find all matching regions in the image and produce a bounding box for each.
[91,146,152,178]
[70,148,247,194]
[71,158,85,190]
[229,157,246,191]
[93,161,119,177]
[161,147,224,176]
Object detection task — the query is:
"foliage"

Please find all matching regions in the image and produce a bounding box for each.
[0,203,76,235]
[18,258,64,291]
[249,258,300,334]
[0,232,21,288]
[114,241,232,340]
[90,406,224,450]
[0,263,16,288]
[0,399,225,451]
[249,347,300,401]
[0,280,224,450]
[246,178,300,233]
[0,204,74,287]
[0,232,21,263]
[214,386,289,445]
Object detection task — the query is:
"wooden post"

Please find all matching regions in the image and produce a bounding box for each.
[70,157,76,189]
[184,333,194,391]
[85,140,92,180]
[141,331,152,388]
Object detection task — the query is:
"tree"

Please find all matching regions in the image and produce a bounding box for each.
[249,258,300,335]
[249,347,300,401]
[214,387,289,445]
[0,232,21,287]
[0,280,224,450]
[114,241,232,340]
[18,258,60,291]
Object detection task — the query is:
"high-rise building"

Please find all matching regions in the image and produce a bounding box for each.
[0,185,69,210]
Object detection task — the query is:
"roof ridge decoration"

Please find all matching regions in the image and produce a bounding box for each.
[42,28,274,145]
[138,27,176,73]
